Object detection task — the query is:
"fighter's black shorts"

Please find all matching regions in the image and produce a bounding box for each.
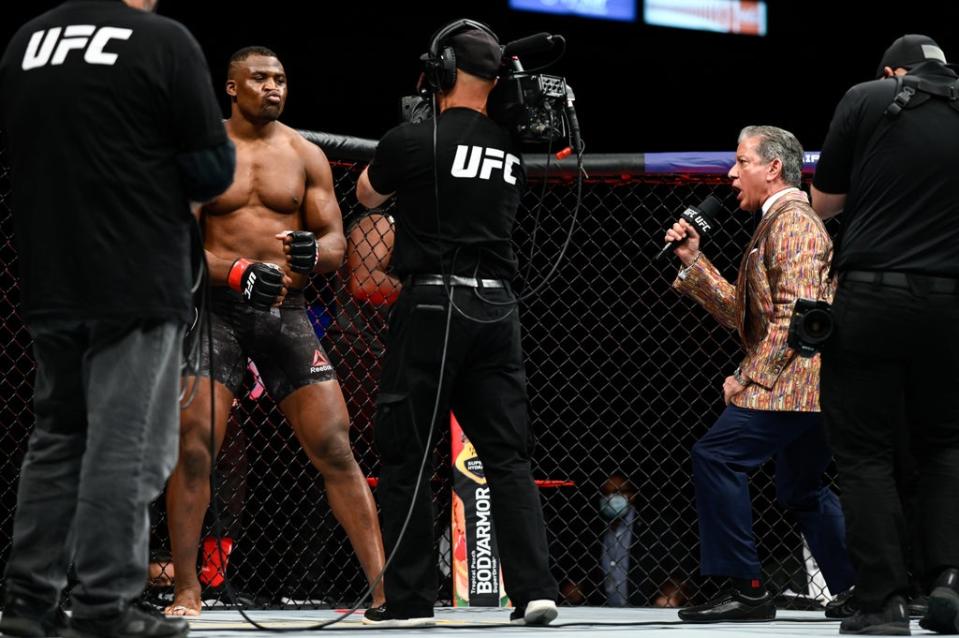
[193,287,336,401]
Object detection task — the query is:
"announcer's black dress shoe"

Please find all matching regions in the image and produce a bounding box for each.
[678,588,776,623]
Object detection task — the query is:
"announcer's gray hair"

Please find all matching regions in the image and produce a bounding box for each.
[739,125,803,187]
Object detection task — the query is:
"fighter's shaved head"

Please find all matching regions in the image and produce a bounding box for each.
[227,46,279,79]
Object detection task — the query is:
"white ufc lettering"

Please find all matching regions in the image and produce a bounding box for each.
[479,148,504,180]
[244,271,257,300]
[450,145,520,185]
[22,25,132,70]
[85,27,133,65]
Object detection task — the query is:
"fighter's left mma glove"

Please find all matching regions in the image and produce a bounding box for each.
[287,230,317,274]
[228,258,284,311]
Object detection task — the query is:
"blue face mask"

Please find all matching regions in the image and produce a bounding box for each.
[599,494,629,520]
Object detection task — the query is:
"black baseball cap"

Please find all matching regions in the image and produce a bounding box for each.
[449,28,503,80]
[876,34,947,78]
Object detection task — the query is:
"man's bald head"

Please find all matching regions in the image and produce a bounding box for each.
[225,46,287,123]
[228,45,280,80]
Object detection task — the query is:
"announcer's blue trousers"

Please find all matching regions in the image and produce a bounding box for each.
[691,405,855,594]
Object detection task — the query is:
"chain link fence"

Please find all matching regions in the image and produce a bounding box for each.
[0,132,836,611]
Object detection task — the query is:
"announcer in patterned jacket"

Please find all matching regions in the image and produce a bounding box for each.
[666,125,855,624]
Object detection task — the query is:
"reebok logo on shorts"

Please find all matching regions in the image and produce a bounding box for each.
[310,349,332,375]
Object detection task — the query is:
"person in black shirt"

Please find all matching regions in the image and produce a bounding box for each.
[812,34,959,635]
[356,19,558,627]
[0,1,234,637]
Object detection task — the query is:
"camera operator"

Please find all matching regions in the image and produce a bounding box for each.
[355,19,558,628]
[812,34,959,635]
[668,126,854,623]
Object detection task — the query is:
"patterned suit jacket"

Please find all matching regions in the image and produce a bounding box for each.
[673,189,833,412]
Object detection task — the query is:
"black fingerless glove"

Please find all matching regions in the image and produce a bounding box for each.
[228,258,284,311]
[288,230,317,274]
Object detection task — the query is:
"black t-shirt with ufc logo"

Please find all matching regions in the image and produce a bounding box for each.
[367,107,525,280]
[0,0,227,323]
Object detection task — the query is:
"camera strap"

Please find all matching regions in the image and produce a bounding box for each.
[885,74,959,118]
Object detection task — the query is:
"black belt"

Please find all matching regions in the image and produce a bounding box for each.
[407,274,507,289]
[843,270,959,294]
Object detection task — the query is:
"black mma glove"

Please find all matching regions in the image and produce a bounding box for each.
[227,258,284,311]
[286,230,317,274]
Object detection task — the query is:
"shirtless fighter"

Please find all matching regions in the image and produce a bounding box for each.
[164,46,385,616]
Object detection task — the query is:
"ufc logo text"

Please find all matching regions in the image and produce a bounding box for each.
[450,145,520,184]
[244,271,257,301]
[22,25,133,70]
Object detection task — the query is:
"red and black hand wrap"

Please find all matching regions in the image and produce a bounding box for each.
[287,230,317,274]
[228,258,284,311]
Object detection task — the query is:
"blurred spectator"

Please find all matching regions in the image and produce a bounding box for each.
[596,473,691,607]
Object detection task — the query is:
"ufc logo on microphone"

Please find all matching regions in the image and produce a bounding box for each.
[21,25,133,70]
[450,145,521,184]
[690,215,712,233]
[681,209,713,233]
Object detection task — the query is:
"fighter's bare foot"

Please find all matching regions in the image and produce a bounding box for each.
[164,589,202,617]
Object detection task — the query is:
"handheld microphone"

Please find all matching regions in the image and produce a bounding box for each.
[655,195,723,260]
[502,33,562,58]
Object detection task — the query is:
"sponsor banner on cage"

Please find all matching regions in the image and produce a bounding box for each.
[451,413,509,607]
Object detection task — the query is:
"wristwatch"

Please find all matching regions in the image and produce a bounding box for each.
[733,366,751,387]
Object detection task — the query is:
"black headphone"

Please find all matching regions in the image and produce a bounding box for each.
[421,18,499,94]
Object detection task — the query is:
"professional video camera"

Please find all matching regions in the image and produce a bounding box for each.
[787,298,834,357]
[400,32,582,155]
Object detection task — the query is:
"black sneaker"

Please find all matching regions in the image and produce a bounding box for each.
[839,595,910,635]
[0,595,68,638]
[509,600,558,626]
[360,607,433,628]
[65,605,188,638]
[826,588,860,619]
[678,588,776,623]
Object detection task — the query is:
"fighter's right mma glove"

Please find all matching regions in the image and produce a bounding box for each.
[228,258,284,311]
[286,230,318,274]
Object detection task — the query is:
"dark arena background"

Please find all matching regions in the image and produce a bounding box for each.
[1,1,958,635]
